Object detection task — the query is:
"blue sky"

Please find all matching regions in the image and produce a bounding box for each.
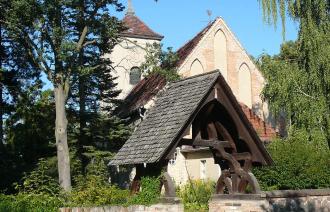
[43,0,299,90]
[114,0,298,57]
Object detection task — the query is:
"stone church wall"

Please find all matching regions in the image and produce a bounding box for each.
[105,37,160,99]
[178,18,268,119]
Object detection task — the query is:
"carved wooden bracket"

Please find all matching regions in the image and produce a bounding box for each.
[193,123,261,194]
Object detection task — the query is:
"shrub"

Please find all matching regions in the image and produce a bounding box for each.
[16,158,60,196]
[69,175,129,206]
[179,180,215,211]
[0,193,64,212]
[128,176,161,206]
[254,131,330,191]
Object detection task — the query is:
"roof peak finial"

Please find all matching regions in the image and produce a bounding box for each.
[126,0,135,15]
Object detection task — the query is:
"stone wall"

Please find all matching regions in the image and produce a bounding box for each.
[61,189,330,212]
[60,203,184,212]
[266,189,330,212]
[209,194,270,212]
[105,37,160,99]
[209,189,330,212]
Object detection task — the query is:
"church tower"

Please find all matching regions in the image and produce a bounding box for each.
[108,0,163,99]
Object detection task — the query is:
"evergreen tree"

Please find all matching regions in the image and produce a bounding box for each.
[5,0,124,191]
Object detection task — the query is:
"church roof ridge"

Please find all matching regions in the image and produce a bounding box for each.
[175,18,217,67]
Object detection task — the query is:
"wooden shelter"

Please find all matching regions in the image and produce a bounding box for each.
[110,71,273,197]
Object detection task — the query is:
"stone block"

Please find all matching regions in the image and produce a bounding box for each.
[209,194,270,212]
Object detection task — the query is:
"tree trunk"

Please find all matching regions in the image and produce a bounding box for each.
[324,115,330,150]
[54,85,71,191]
[0,24,3,149]
[0,82,3,149]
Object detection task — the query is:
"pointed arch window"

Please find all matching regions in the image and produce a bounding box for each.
[238,63,252,108]
[214,29,228,80]
[129,67,141,85]
[190,59,204,75]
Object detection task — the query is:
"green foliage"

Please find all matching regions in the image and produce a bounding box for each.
[69,155,129,206]
[4,0,127,191]
[140,43,180,82]
[69,175,129,207]
[258,40,330,146]
[0,175,162,210]
[85,115,131,153]
[179,180,215,212]
[1,90,55,193]
[0,193,64,212]
[258,0,330,148]
[128,176,161,206]
[254,130,330,190]
[16,158,60,196]
[5,89,55,163]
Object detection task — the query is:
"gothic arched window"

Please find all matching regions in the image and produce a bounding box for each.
[214,29,228,80]
[129,67,141,85]
[238,63,252,108]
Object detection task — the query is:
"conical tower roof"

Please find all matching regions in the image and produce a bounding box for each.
[121,0,163,40]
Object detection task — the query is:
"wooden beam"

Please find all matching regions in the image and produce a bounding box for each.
[179,138,193,146]
[207,122,218,139]
[193,139,232,149]
[232,152,252,161]
[214,121,237,152]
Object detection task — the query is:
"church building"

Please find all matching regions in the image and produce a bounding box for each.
[176,18,265,117]
[106,0,163,99]
[109,0,276,186]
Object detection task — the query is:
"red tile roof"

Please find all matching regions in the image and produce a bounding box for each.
[121,14,164,40]
[176,19,216,67]
[115,73,167,117]
[239,103,277,142]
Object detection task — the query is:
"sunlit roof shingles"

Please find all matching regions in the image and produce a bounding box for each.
[109,71,220,165]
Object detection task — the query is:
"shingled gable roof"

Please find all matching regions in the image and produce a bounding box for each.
[110,71,273,166]
[121,14,164,40]
[115,73,276,142]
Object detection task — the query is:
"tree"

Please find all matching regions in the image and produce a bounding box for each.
[254,130,330,190]
[5,0,124,191]
[259,0,330,148]
[139,43,180,82]
[0,0,41,149]
[5,90,55,164]
[0,0,47,192]
[0,0,4,147]
[67,1,124,172]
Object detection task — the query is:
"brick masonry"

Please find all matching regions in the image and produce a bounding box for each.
[177,17,267,120]
[266,189,330,212]
[60,203,184,212]
[209,189,330,212]
[61,189,330,212]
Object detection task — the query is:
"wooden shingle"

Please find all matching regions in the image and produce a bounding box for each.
[110,71,220,165]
